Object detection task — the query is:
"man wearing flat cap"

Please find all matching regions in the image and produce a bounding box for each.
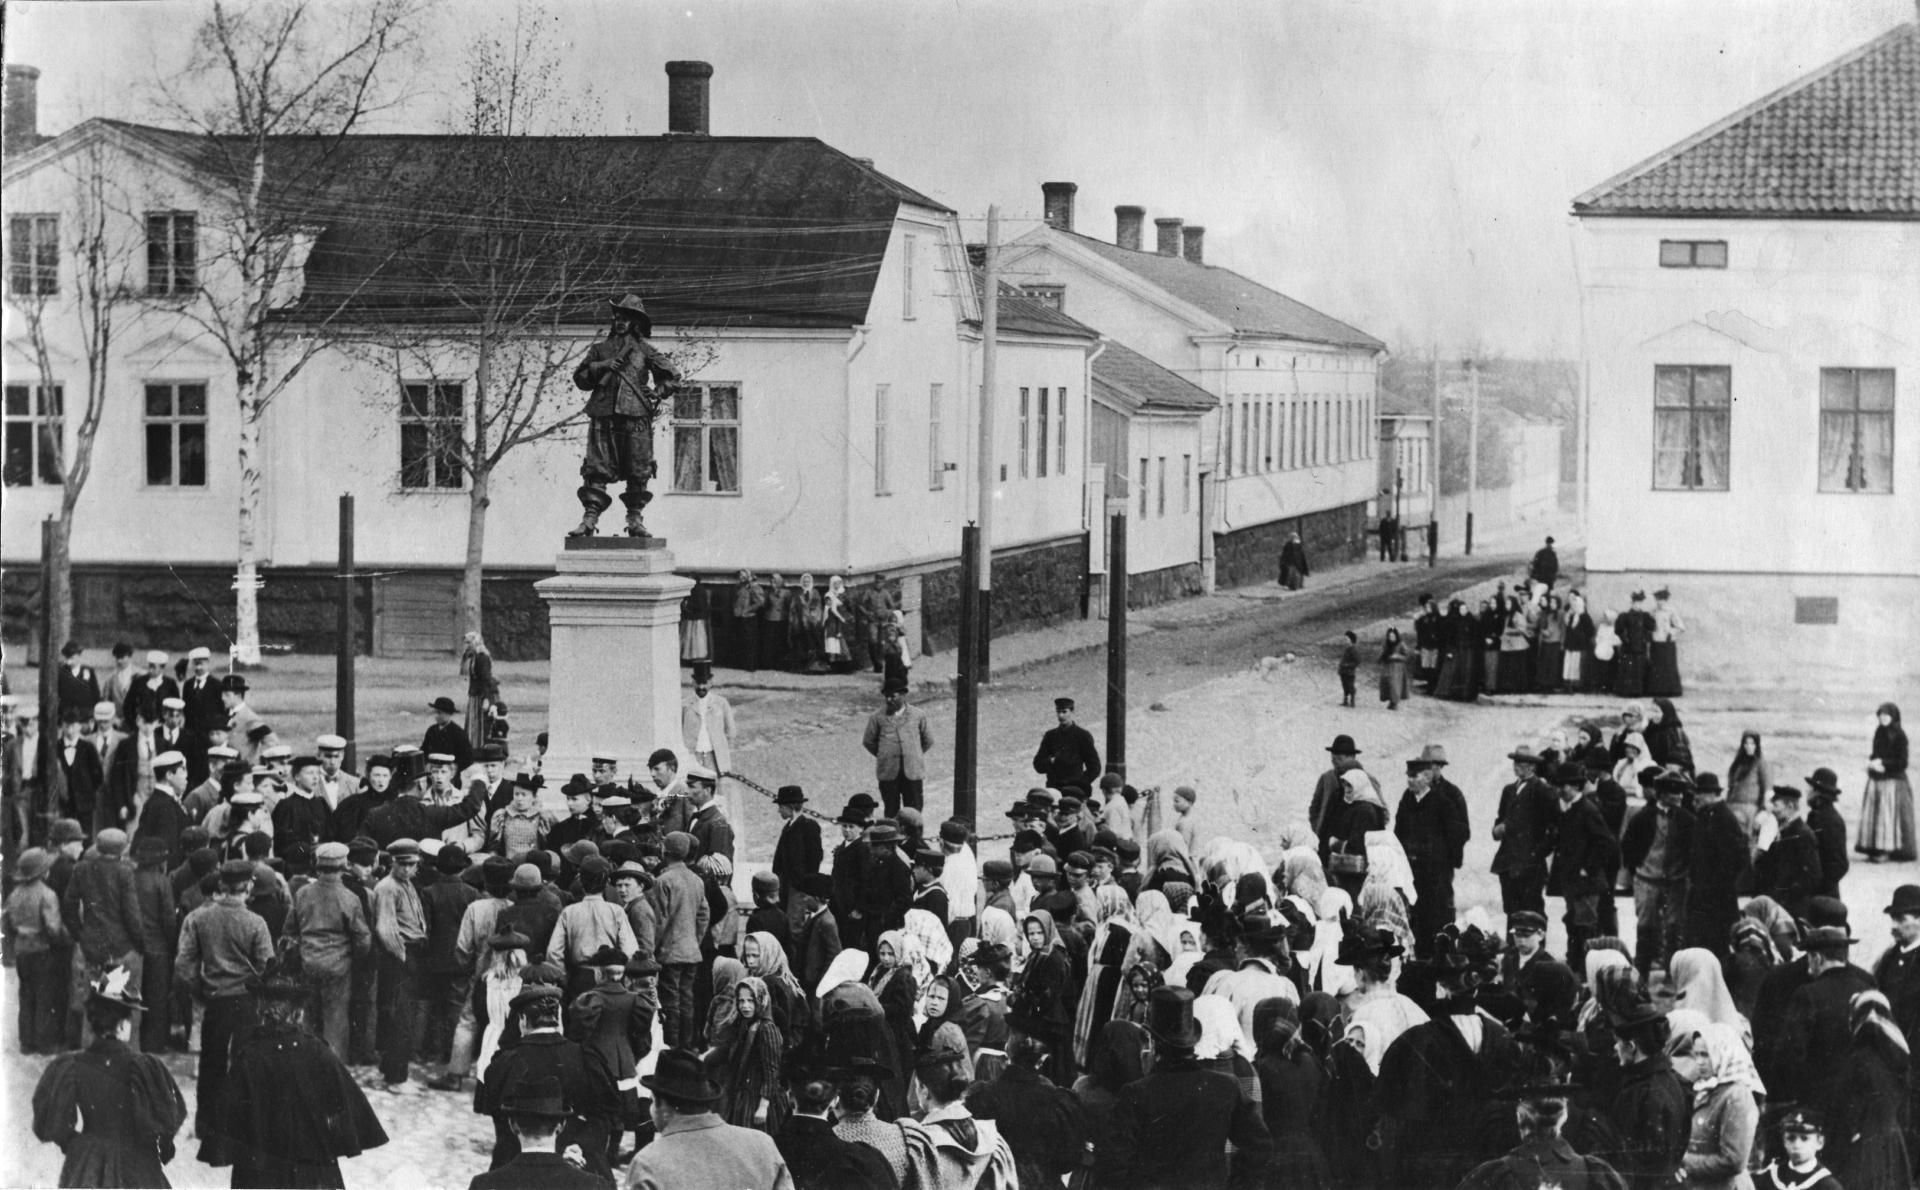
[1033,697,1101,794]
[287,841,372,1059]
[127,650,181,727]
[176,858,274,1158]
[569,292,680,540]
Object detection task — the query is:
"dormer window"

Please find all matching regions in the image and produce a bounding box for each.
[1658,239,1726,269]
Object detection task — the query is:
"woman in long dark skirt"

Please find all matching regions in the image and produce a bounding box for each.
[461,631,498,751]
[1280,532,1311,590]
[1434,601,1478,702]
[1478,599,1505,694]
[1562,594,1595,691]
[1378,627,1412,710]
[1859,702,1915,863]
[1647,588,1685,697]
[1535,595,1566,692]
[1252,997,1333,1190]
[1831,991,1913,1189]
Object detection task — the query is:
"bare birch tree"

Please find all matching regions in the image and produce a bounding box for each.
[149,0,425,663]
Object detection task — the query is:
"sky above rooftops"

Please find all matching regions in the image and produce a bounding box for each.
[10,0,1911,358]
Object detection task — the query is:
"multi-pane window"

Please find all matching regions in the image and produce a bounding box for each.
[1652,365,1731,490]
[1819,368,1895,493]
[1137,458,1149,517]
[8,215,58,296]
[1658,240,1727,269]
[1018,388,1031,478]
[872,384,890,495]
[1037,387,1050,477]
[2,382,63,486]
[1156,456,1166,516]
[143,382,207,487]
[1055,389,1067,475]
[146,212,197,296]
[928,383,945,490]
[672,382,741,494]
[400,381,464,489]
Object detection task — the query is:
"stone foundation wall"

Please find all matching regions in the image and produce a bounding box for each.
[1125,561,1205,610]
[1214,500,1369,589]
[919,535,1089,655]
[3,564,376,655]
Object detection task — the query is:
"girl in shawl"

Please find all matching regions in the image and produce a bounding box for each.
[1675,1020,1763,1190]
[1195,993,1262,1113]
[823,574,851,672]
[1072,1020,1151,1160]
[1111,960,1163,1027]
[1073,899,1142,1067]
[1011,910,1078,1085]
[1379,625,1412,710]
[1860,702,1914,862]
[1143,829,1202,893]
[1646,698,1696,775]
[1740,896,1799,964]
[1131,890,1184,968]
[461,630,498,751]
[1252,997,1334,1190]
[707,955,747,1044]
[869,931,922,1077]
[711,976,788,1133]
[1727,731,1773,838]
[1831,990,1913,1189]
[1563,593,1596,689]
[1329,769,1387,899]
[1277,846,1330,906]
[1670,948,1750,1042]
[1613,732,1651,795]
[742,930,805,1048]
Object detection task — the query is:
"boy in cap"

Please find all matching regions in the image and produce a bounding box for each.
[4,847,70,1052]
[647,832,709,1048]
[547,856,638,1000]
[64,827,146,1048]
[1033,696,1102,793]
[792,871,842,993]
[373,839,429,1090]
[288,840,372,1059]
[909,847,949,926]
[315,734,357,810]
[129,836,179,1052]
[1757,1109,1841,1190]
[177,858,274,1153]
[127,649,180,726]
[939,818,979,948]
[420,844,482,1067]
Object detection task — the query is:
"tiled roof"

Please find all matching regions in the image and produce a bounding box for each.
[1092,340,1218,415]
[1574,23,1920,218]
[970,270,1100,340]
[95,120,952,328]
[1059,230,1384,351]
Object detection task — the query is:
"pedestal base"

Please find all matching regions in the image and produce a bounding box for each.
[535,545,693,790]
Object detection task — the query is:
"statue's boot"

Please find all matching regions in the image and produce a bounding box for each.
[567,510,600,538]
[624,508,649,538]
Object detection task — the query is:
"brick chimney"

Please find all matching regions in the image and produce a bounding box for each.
[1182,226,1205,264]
[5,65,40,157]
[1155,217,1184,257]
[664,61,713,136]
[1115,205,1145,251]
[1041,182,1077,232]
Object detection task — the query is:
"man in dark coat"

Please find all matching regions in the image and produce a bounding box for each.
[859,820,913,944]
[1491,745,1559,916]
[1599,995,1691,1190]
[470,1076,614,1190]
[1394,745,1471,959]
[1754,786,1823,919]
[1620,774,1693,979]
[1457,1092,1625,1190]
[1681,774,1749,959]
[770,785,823,907]
[421,697,475,776]
[792,873,843,995]
[1308,735,1378,873]
[1752,896,1852,1092]
[50,712,106,832]
[776,1072,896,1190]
[362,769,486,851]
[828,799,873,952]
[1775,907,1877,1130]
[965,1033,1092,1189]
[1548,764,1620,977]
[1804,768,1850,900]
[1031,697,1101,793]
[138,751,194,869]
[478,986,622,1180]
[1096,987,1271,1189]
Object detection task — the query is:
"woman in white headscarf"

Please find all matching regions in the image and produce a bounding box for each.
[1673,1020,1763,1190]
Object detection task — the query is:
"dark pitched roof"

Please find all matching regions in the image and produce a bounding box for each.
[969,270,1100,340]
[1574,23,1920,219]
[1091,340,1218,415]
[94,120,953,328]
[1056,230,1384,351]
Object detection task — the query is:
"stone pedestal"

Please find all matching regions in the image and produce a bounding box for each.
[536,540,693,789]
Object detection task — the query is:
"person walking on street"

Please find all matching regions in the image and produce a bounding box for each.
[1032,697,1102,794]
[863,681,934,819]
[1279,532,1310,591]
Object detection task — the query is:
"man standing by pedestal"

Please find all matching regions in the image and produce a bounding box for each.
[682,662,735,781]
[863,680,933,818]
[1033,697,1102,793]
[569,293,679,539]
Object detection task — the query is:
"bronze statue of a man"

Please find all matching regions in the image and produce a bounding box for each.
[569,293,681,538]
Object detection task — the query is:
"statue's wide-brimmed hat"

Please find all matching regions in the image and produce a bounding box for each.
[610,293,653,335]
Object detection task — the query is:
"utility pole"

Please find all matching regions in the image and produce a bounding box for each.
[1465,357,1480,556]
[36,518,57,844]
[977,206,1000,680]
[1105,509,1127,778]
[953,524,978,825]
[336,496,357,772]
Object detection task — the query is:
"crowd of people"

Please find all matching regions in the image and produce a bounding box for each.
[1,621,1913,1190]
[707,572,914,683]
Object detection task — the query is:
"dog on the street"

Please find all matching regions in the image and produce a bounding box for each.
[1253,654,1297,679]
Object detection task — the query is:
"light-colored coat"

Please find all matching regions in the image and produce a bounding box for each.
[682,693,736,774]
[624,1111,794,1190]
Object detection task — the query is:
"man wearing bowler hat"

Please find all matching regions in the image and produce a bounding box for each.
[1308,734,1378,875]
[569,292,679,540]
[422,696,474,775]
[629,1049,792,1190]
[770,784,822,910]
[1396,745,1471,958]
[1773,898,1875,1134]
[1098,986,1272,1188]
[1875,885,1920,1081]
[1491,743,1559,916]
[1804,767,1850,900]
[468,1076,610,1190]
[1032,696,1101,793]
[478,983,622,1178]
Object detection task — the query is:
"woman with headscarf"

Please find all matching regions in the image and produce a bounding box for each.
[742,929,805,1048]
[709,975,787,1133]
[1675,1020,1763,1190]
[1253,997,1334,1190]
[1612,732,1651,796]
[1535,595,1568,693]
[1860,702,1914,862]
[1670,948,1750,1042]
[1130,889,1181,968]
[1143,829,1202,894]
[908,976,973,1117]
[822,574,851,673]
[1645,699,1696,776]
[868,931,922,1079]
[1563,593,1596,691]
[1501,594,1533,694]
[953,941,1014,1084]
[1726,732,1773,839]
[1073,895,1141,1068]
[1072,1019,1150,1160]
[1726,918,1779,1022]
[1379,626,1412,711]
[821,951,907,1120]
[1434,598,1478,702]
[461,630,498,751]
[902,908,951,999]
[1329,770,1388,899]
[1195,993,1263,1118]
[1010,910,1078,1086]
[1830,989,1913,1189]
[706,955,747,1044]
[1277,846,1330,907]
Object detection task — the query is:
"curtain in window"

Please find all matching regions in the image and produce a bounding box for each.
[1818,410,1855,491]
[710,426,739,492]
[1858,411,1894,492]
[674,427,702,492]
[1652,409,1691,489]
